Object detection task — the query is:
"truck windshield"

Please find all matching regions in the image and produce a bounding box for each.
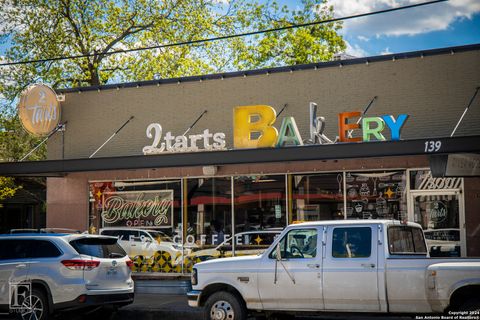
[388,226,427,255]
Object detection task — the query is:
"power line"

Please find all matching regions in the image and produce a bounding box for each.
[0,0,448,67]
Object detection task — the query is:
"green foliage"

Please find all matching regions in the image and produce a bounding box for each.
[0,176,21,203]
[0,113,44,202]
[0,0,345,106]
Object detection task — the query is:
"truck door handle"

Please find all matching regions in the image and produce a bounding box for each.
[16,264,27,269]
[307,264,320,269]
[361,263,375,268]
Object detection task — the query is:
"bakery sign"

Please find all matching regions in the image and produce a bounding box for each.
[143,104,408,154]
[101,190,174,228]
[17,84,61,136]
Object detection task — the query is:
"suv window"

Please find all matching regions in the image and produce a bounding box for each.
[0,239,30,260]
[388,226,427,255]
[270,229,317,259]
[332,227,371,258]
[30,240,62,258]
[70,237,127,258]
[0,239,61,260]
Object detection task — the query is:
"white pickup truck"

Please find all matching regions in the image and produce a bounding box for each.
[188,220,480,319]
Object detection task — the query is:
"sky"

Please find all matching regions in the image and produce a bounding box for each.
[1,0,479,60]
[293,0,480,57]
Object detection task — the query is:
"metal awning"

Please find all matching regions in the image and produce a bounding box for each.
[0,135,479,176]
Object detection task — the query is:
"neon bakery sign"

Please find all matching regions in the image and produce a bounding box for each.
[143,104,408,154]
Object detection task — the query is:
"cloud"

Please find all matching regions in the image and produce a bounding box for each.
[329,0,480,37]
[345,41,369,57]
[357,35,370,41]
[380,47,392,55]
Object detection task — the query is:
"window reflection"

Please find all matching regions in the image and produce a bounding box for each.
[234,175,286,233]
[186,178,232,247]
[345,171,406,220]
[291,174,344,222]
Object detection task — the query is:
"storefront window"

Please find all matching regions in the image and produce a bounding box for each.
[291,173,344,222]
[89,180,183,274]
[409,170,462,257]
[186,178,232,246]
[183,178,232,271]
[234,175,286,233]
[345,171,407,220]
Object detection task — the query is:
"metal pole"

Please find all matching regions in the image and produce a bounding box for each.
[451,87,480,137]
[89,116,134,158]
[182,110,207,136]
[347,96,377,138]
[20,121,68,161]
[277,104,288,117]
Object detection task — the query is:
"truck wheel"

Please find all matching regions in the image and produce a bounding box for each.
[460,298,480,311]
[204,291,246,320]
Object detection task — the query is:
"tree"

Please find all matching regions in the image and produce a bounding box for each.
[0,0,344,201]
[0,0,345,108]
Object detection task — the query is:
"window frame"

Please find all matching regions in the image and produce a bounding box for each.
[387,225,428,256]
[331,226,372,259]
[268,228,318,260]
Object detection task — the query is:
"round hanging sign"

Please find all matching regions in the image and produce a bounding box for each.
[17,84,61,136]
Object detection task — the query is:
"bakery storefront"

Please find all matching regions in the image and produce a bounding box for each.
[2,44,480,276]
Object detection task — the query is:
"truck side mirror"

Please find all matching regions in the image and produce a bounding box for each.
[275,243,282,261]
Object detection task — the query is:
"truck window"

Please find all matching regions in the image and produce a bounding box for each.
[388,226,427,255]
[270,229,317,259]
[332,227,371,258]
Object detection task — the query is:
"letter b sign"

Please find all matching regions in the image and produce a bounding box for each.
[233,105,278,149]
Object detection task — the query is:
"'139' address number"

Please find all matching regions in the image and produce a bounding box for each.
[424,140,442,153]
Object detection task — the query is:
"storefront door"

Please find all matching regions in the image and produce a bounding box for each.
[409,190,465,257]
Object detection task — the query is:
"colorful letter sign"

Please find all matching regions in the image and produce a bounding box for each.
[144,104,409,154]
[233,105,278,148]
[339,112,408,142]
[338,111,361,142]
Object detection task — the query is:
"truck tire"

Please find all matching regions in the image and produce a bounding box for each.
[460,298,480,311]
[204,291,246,320]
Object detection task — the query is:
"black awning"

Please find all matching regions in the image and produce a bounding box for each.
[0,135,479,176]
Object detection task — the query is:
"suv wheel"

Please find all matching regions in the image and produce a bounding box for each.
[17,288,49,320]
[204,291,246,320]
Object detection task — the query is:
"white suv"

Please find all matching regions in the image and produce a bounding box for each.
[99,228,185,262]
[0,233,134,320]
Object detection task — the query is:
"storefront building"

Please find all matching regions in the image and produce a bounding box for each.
[1,44,479,276]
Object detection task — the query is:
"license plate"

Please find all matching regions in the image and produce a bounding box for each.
[106,267,118,276]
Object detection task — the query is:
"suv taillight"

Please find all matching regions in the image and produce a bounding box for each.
[126,259,133,270]
[61,259,100,270]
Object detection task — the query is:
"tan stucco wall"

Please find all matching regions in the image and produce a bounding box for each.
[47,49,480,160]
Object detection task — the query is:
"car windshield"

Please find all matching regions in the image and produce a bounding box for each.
[149,231,173,243]
[70,237,127,258]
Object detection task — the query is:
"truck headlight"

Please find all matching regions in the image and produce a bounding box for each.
[191,268,198,286]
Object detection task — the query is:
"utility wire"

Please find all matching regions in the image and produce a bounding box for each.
[0,0,448,67]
